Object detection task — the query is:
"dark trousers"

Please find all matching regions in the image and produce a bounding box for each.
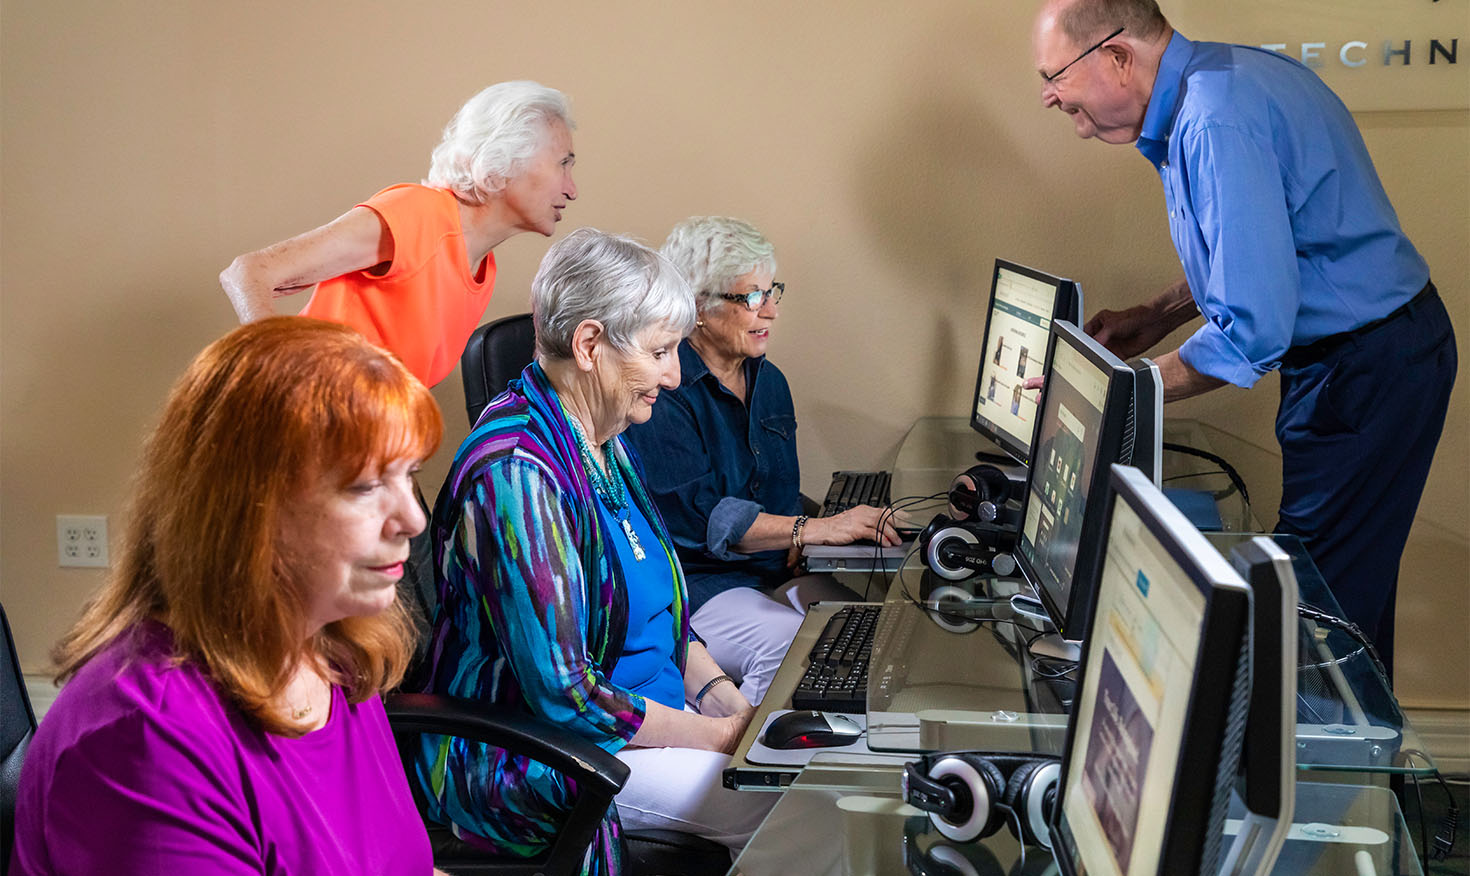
[1274,286,1457,682]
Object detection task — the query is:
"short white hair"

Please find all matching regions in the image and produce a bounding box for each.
[425,81,574,205]
[532,228,697,360]
[660,216,778,315]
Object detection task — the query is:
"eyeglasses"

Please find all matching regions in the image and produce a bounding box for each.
[1041,26,1125,85]
[717,281,785,311]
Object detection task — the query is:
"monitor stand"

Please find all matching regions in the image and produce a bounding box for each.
[971,451,1028,493]
[1024,633,1081,663]
[1008,594,1082,662]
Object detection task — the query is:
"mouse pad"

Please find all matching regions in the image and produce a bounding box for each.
[745,710,910,767]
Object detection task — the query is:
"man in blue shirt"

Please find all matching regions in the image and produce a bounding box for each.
[1030,0,1456,678]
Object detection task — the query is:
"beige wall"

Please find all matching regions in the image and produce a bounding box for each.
[3,1,1466,707]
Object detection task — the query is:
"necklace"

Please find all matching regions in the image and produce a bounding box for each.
[567,416,646,562]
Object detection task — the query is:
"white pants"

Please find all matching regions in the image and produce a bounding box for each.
[691,574,861,705]
[614,745,776,849]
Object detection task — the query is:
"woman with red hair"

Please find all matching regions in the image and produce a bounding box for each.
[11,318,446,874]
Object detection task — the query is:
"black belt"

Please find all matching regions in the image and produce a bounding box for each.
[1281,280,1436,369]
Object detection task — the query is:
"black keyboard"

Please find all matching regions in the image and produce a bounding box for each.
[820,470,891,517]
[791,605,880,713]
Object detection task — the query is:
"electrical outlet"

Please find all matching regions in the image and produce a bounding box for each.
[57,515,108,568]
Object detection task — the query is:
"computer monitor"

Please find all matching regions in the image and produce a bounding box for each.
[1012,320,1140,657]
[1220,536,1298,876]
[1050,464,1253,876]
[970,259,1082,467]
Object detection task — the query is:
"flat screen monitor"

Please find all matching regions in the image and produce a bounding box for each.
[970,259,1082,467]
[1014,320,1134,649]
[1220,536,1298,876]
[1051,464,1253,876]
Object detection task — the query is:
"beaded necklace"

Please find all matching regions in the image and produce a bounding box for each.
[567,415,646,562]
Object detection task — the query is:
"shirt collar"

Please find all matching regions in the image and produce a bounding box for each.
[678,339,765,390]
[1136,31,1194,168]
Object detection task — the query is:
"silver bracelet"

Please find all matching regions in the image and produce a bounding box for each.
[694,674,735,713]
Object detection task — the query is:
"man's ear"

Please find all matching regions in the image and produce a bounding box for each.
[569,319,606,373]
[1107,41,1135,84]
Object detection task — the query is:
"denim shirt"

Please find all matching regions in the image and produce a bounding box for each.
[624,340,801,612]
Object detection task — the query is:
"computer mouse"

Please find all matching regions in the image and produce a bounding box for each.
[763,710,863,750]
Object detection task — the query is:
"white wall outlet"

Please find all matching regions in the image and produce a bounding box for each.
[57,514,108,568]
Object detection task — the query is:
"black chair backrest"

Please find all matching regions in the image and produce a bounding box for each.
[461,313,536,426]
[1,604,37,876]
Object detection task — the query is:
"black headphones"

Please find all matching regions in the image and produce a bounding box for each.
[919,515,1018,581]
[902,752,1060,850]
[948,464,1014,524]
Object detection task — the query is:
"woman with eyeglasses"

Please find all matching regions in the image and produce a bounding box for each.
[624,216,901,705]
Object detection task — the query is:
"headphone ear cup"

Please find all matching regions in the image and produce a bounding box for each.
[949,465,1011,522]
[926,755,1008,843]
[972,465,1011,506]
[1002,760,1060,849]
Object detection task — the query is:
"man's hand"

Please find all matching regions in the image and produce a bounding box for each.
[1083,304,1169,360]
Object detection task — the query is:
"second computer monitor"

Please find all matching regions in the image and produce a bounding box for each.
[970,259,1082,466]
[1050,464,1253,876]
[1015,320,1135,644]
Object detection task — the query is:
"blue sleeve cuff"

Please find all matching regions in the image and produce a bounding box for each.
[705,496,764,560]
[1179,321,1275,389]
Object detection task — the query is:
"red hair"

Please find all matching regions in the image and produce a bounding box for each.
[54,317,443,736]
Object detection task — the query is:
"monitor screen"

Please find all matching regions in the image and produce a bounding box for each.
[970,260,1082,466]
[1052,464,1251,876]
[1015,320,1132,642]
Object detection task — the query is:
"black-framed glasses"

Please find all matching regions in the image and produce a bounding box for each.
[1042,26,1125,85]
[717,281,785,311]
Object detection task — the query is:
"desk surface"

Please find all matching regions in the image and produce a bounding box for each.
[730,766,1426,876]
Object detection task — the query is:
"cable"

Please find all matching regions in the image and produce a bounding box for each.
[1161,440,1251,506]
[863,492,946,600]
[1295,602,1391,685]
[1399,749,1460,865]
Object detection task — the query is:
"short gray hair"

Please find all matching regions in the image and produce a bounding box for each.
[1055,0,1168,45]
[532,228,697,360]
[660,216,778,315]
[425,81,574,205]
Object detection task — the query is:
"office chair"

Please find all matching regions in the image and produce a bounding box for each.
[2,604,38,876]
[385,692,629,876]
[392,608,731,875]
[462,313,535,426]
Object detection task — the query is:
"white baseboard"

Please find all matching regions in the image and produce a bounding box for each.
[1403,707,1470,775]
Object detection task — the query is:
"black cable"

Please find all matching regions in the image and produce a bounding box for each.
[864,492,946,600]
[1161,440,1251,506]
[1400,749,1460,864]
[1295,602,1391,685]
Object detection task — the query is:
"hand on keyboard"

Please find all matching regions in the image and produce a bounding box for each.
[809,504,905,547]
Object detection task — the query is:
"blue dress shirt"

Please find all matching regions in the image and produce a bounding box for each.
[624,340,801,613]
[1136,33,1429,387]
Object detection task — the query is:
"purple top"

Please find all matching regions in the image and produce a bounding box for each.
[10,622,431,875]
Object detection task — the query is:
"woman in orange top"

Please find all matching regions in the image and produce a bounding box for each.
[220,80,578,387]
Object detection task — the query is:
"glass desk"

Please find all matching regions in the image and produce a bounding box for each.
[859,534,1432,776]
[730,764,1425,876]
[887,417,1258,533]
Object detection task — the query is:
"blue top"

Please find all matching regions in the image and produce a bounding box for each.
[595,487,686,710]
[1136,32,1429,388]
[624,340,802,613]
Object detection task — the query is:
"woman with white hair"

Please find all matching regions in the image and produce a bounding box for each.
[625,216,901,704]
[414,228,771,875]
[220,80,577,387]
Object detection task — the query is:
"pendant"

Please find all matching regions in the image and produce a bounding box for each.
[620,516,646,562]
